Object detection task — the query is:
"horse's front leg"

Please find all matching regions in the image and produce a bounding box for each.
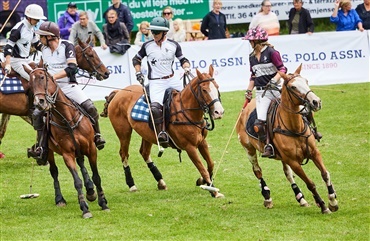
[282,163,309,207]
[48,152,66,206]
[186,146,224,198]
[76,156,96,202]
[197,139,214,181]
[64,154,92,218]
[140,139,167,190]
[0,114,10,146]
[311,149,338,212]
[87,152,109,211]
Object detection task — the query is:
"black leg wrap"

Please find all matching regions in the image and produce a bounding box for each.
[124,166,135,188]
[292,183,305,202]
[327,184,335,196]
[260,178,270,200]
[147,162,163,182]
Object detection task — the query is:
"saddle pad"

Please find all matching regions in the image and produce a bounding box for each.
[131,95,149,122]
[0,77,24,94]
[246,109,258,139]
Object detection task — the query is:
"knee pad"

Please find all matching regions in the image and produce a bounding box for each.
[81,99,98,119]
[150,102,163,124]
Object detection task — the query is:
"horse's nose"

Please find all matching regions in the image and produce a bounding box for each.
[313,99,322,111]
[104,71,110,79]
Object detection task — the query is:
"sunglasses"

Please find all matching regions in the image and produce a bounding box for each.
[151,30,162,35]
[163,12,172,15]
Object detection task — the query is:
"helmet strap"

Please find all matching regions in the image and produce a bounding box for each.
[155,32,167,44]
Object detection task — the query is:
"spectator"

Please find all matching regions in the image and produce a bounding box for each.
[57,2,80,40]
[103,9,130,55]
[162,6,175,39]
[104,0,134,34]
[330,0,364,31]
[201,0,227,40]
[3,4,46,80]
[69,11,107,50]
[249,0,280,36]
[134,21,153,47]
[356,0,370,30]
[172,18,186,42]
[288,0,314,34]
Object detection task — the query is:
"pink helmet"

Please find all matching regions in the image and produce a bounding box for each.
[243,27,268,41]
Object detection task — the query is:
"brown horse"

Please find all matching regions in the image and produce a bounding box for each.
[0,37,109,151]
[25,67,109,218]
[103,65,225,198]
[236,64,338,214]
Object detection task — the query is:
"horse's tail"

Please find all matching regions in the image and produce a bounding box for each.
[100,90,119,117]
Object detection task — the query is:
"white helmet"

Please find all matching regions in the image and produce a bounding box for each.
[25,4,47,20]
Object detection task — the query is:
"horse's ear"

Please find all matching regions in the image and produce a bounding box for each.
[209,65,214,77]
[295,63,302,75]
[86,35,91,45]
[196,68,202,79]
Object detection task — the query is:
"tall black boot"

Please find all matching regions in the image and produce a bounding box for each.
[150,102,168,144]
[81,99,106,150]
[254,119,274,158]
[27,109,48,165]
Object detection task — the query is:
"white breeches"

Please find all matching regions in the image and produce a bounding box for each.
[149,77,183,105]
[58,82,89,105]
[255,89,281,121]
[10,58,33,81]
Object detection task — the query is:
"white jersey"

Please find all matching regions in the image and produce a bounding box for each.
[41,40,75,86]
[5,19,38,58]
[135,38,186,80]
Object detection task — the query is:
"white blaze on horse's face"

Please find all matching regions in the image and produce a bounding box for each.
[209,81,224,119]
[292,76,322,111]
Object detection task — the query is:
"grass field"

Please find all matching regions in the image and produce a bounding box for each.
[0,82,369,241]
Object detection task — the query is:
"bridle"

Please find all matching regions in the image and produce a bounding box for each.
[31,68,59,108]
[76,44,105,80]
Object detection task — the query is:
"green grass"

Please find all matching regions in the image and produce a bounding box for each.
[0,82,369,240]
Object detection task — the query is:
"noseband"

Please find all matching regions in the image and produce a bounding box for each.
[285,74,313,109]
[190,77,221,114]
[77,44,104,79]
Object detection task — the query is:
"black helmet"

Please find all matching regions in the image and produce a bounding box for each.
[36,21,60,38]
[147,17,169,34]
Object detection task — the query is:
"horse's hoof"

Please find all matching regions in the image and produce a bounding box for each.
[322,208,331,214]
[196,177,204,186]
[329,204,339,212]
[299,198,309,207]
[158,180,167,190]
[102,207,110,212]
[56,202,66,207]
[129,186,138,192]
[264,199,273,209]
[86,192,97,202]
[214,192,225,198]
[82,212,93,219]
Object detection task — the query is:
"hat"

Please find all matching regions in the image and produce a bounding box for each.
[68,2,77,8]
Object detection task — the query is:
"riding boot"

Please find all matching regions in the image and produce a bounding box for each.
[150,102,168,145]
[254,119,274,158]
[81,99,106,150]
[304,112,322,142]
[27,109,48,165]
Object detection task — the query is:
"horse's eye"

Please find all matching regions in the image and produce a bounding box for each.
[291,86,296,90]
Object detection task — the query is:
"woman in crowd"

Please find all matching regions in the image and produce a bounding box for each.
[288,0,314,34]
[356,0,370,30]
[103,9,130,47]
[172,18,186,42]
[249,0,280,36]
[134,21,153,47]
[57,2,79,40]
[330,0,364,31]
[201,0,227,40]
[162,6,175,39]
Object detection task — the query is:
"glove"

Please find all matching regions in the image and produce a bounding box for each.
[136,71,144,86]
[268,78,279,89]
[245,90,253,100]
[183,67,191,74]
[4,64,11,75]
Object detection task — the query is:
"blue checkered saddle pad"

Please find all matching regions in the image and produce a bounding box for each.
[131,95,149,122]
[0,76,24,94]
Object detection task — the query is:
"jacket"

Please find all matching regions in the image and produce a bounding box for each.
[288,7,314,34]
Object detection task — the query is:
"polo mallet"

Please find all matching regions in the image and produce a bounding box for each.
[142,84,165,157]
[20,160,39,199]
[0,0,22,33]
[200,98,250,193]
[0,74,7,88]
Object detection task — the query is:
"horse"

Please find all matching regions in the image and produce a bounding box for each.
[236,64,338,214]
[24,66,109,218]
[0,37,110,153]
[103,65,225,198]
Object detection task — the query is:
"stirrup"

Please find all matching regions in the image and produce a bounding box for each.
[94,134,106,150]
[27,146,48,165]
[158,131,169,144]
[261,144,275,158]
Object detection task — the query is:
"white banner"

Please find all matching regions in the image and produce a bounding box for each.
[219,0,364,24]
[84,30,369,100]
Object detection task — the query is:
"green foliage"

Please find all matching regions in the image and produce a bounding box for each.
[0,83,369,240]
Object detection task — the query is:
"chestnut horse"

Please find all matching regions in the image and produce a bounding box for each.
[236,64,338,214]
[25,67,109,218]
[0,37,109,153]
[103,65,225,197]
